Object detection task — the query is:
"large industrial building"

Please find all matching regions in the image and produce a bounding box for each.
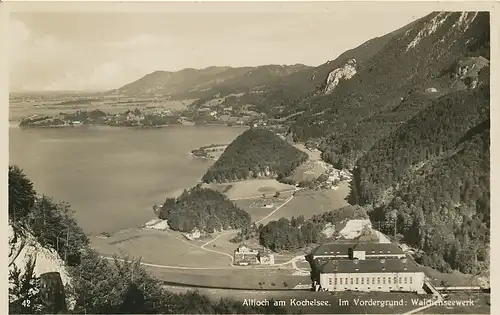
[307,242,426,293]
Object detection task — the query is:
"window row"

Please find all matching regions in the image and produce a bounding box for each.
[327,275,413,286]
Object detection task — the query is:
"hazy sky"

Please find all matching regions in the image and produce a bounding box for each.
[9,2,431,92]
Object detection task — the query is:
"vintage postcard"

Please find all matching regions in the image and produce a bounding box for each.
[4,1,496,314]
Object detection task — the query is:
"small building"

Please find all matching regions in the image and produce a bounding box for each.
[234,244,275,266]
[257,251,275,265]
[234,244,259,264]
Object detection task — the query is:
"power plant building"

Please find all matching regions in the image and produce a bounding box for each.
[308,242,426,294]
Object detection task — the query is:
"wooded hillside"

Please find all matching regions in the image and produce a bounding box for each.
[158,186,251,233]
[202,128,308,183]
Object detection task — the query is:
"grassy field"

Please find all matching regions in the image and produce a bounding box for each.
[296,261,312,270]
[294,143,322,161]
[234,196,293,223]
[194,231,242,256]
[90,228,232,268]
[149,267,310,290]
[207,179,296,200]
[289,160,329,182]
[257,184,350,225]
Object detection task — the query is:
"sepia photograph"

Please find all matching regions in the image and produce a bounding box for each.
[6,1,493,314]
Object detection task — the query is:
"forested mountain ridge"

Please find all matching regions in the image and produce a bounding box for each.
[109,64,309,99]
[202,128,308,183]
[283,11,490,274]
[287,12,489,166]
[354,85,490,274]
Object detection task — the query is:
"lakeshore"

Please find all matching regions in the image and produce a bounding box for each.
[9,124,247,235]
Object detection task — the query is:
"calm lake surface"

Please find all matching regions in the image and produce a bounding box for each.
[9,125,246,235]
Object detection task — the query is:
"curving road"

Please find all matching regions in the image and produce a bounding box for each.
[198,195,295,265]
[100,195,302,271]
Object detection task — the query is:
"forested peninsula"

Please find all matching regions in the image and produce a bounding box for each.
[158,186,251,233]
[202,128,308,183]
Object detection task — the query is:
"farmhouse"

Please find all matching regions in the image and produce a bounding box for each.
[233,244,275,266]
[234,244,259,265]
[308,242,425,293]
[257,250,275,265]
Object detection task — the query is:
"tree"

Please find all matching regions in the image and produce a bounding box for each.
[9,165,36,222]
[9,257,43,314]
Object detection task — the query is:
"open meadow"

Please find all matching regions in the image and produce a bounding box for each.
[149,266,310,290]
[207,179,296,200]
[233,194,293,223]
[293,143,322,161]
[288,159,329,182]
[90,228,233,268]
[256,183,350,225]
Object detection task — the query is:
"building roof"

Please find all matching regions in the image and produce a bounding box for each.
[311,242,404,256]
[235,244,259,252]
[320,258,421,274]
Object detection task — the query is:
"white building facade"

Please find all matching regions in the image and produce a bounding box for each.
[318,260,425,293]
[309,242,426,294]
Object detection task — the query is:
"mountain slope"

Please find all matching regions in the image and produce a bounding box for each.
[110,17,416,115]
[109,64,309,99]
[364,118,489,274]
[195,19,418,116]
[289,12,489,156]
[283,11,490,274]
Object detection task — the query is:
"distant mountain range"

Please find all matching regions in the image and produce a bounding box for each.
[112,11,490,276]
[109,64,310,100]
[109,15,418,113]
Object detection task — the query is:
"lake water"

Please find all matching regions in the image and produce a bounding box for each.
[9,125,246,235]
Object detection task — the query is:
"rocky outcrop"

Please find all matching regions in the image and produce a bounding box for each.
[406,12,451,51]
[9,225,70,285]
[8,225,74,311]
[405,12,479,52]
[324,59,357,94]
[450,56,490,89]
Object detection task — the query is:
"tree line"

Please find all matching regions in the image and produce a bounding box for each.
[255,205,369,252]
